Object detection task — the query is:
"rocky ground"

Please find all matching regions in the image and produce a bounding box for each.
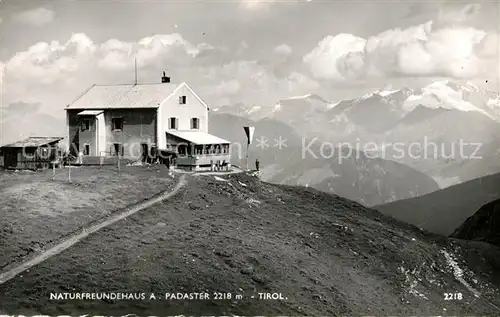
[0,172,499,315]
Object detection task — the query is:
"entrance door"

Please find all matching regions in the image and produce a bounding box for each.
[4,150,18,168]
[113,143,123,157]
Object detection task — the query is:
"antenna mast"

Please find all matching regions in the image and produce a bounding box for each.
[134,57,138,85]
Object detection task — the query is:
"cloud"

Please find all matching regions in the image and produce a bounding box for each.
[303,20,494,81]
[96,34,202,71]
[274,44,292,56]
[2,32,318,119]
[215,79,242,95]
[240,0,276,10]
[437,3,482,26]
[5,33,96,87]
[303,33,366,80]
[13,7,55,26]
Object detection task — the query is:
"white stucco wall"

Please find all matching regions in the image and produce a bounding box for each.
[157,83,209,149]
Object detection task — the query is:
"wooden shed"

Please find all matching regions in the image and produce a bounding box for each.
[0,137,64,170]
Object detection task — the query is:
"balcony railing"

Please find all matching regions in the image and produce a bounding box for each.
[176,154,230,166]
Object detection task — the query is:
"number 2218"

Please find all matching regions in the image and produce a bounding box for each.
[444,292,462,300]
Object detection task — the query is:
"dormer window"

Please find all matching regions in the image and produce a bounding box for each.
[179,96,187,104]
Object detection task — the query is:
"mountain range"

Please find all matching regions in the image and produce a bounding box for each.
[452,198,500,248]
[213,80,500,188]
[209,112,439,206]
[375,172,500,236]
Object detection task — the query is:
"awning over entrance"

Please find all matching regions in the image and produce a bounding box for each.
[166,131,231,145]
[77,110,104,116]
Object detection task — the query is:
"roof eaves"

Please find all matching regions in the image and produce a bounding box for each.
[66,84,96,108]
[1,137,64,148]
[157,83,184,107]
[183,82,209,110]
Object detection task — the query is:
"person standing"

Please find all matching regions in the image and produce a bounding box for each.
[255,158,260,171]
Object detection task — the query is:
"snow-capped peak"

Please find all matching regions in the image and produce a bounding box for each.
[247,105,261,114]
[327,101,340,109]
[283,94,312,100]
[376,89,399,97]
[461,82,480,92]
[487,95,500,110]
[360,92,374,100]
[402,80,496,120]
[273,103,281,112]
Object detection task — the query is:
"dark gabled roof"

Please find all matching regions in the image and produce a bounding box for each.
[1,137,64,148]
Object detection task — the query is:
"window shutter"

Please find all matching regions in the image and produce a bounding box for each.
[176,118,179,130]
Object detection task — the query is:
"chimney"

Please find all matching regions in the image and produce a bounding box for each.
[161,71,170,83]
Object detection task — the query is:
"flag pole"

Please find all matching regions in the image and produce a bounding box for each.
[134,57,138,85]
[246,141,249,171]
[243,126,254,171]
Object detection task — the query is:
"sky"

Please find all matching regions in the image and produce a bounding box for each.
[0,0,500,124]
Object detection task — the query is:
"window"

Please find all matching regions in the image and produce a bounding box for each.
[191,118,199,129]
[179,96,187,104]
[112,118,124,131]
[196,145,203,155]
[178,145,187,156]
[83,144,90,156]
[81,119,91,131]
[168,117,178,129]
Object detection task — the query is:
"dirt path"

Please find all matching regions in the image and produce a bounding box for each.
[194,167,245,176]
[0,174,187,285]
[173,166,246,175]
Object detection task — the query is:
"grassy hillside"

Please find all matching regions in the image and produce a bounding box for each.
[375,172,500,236]
[0,166,176,269]
[452,198,500,247]
[0,172,499,315]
